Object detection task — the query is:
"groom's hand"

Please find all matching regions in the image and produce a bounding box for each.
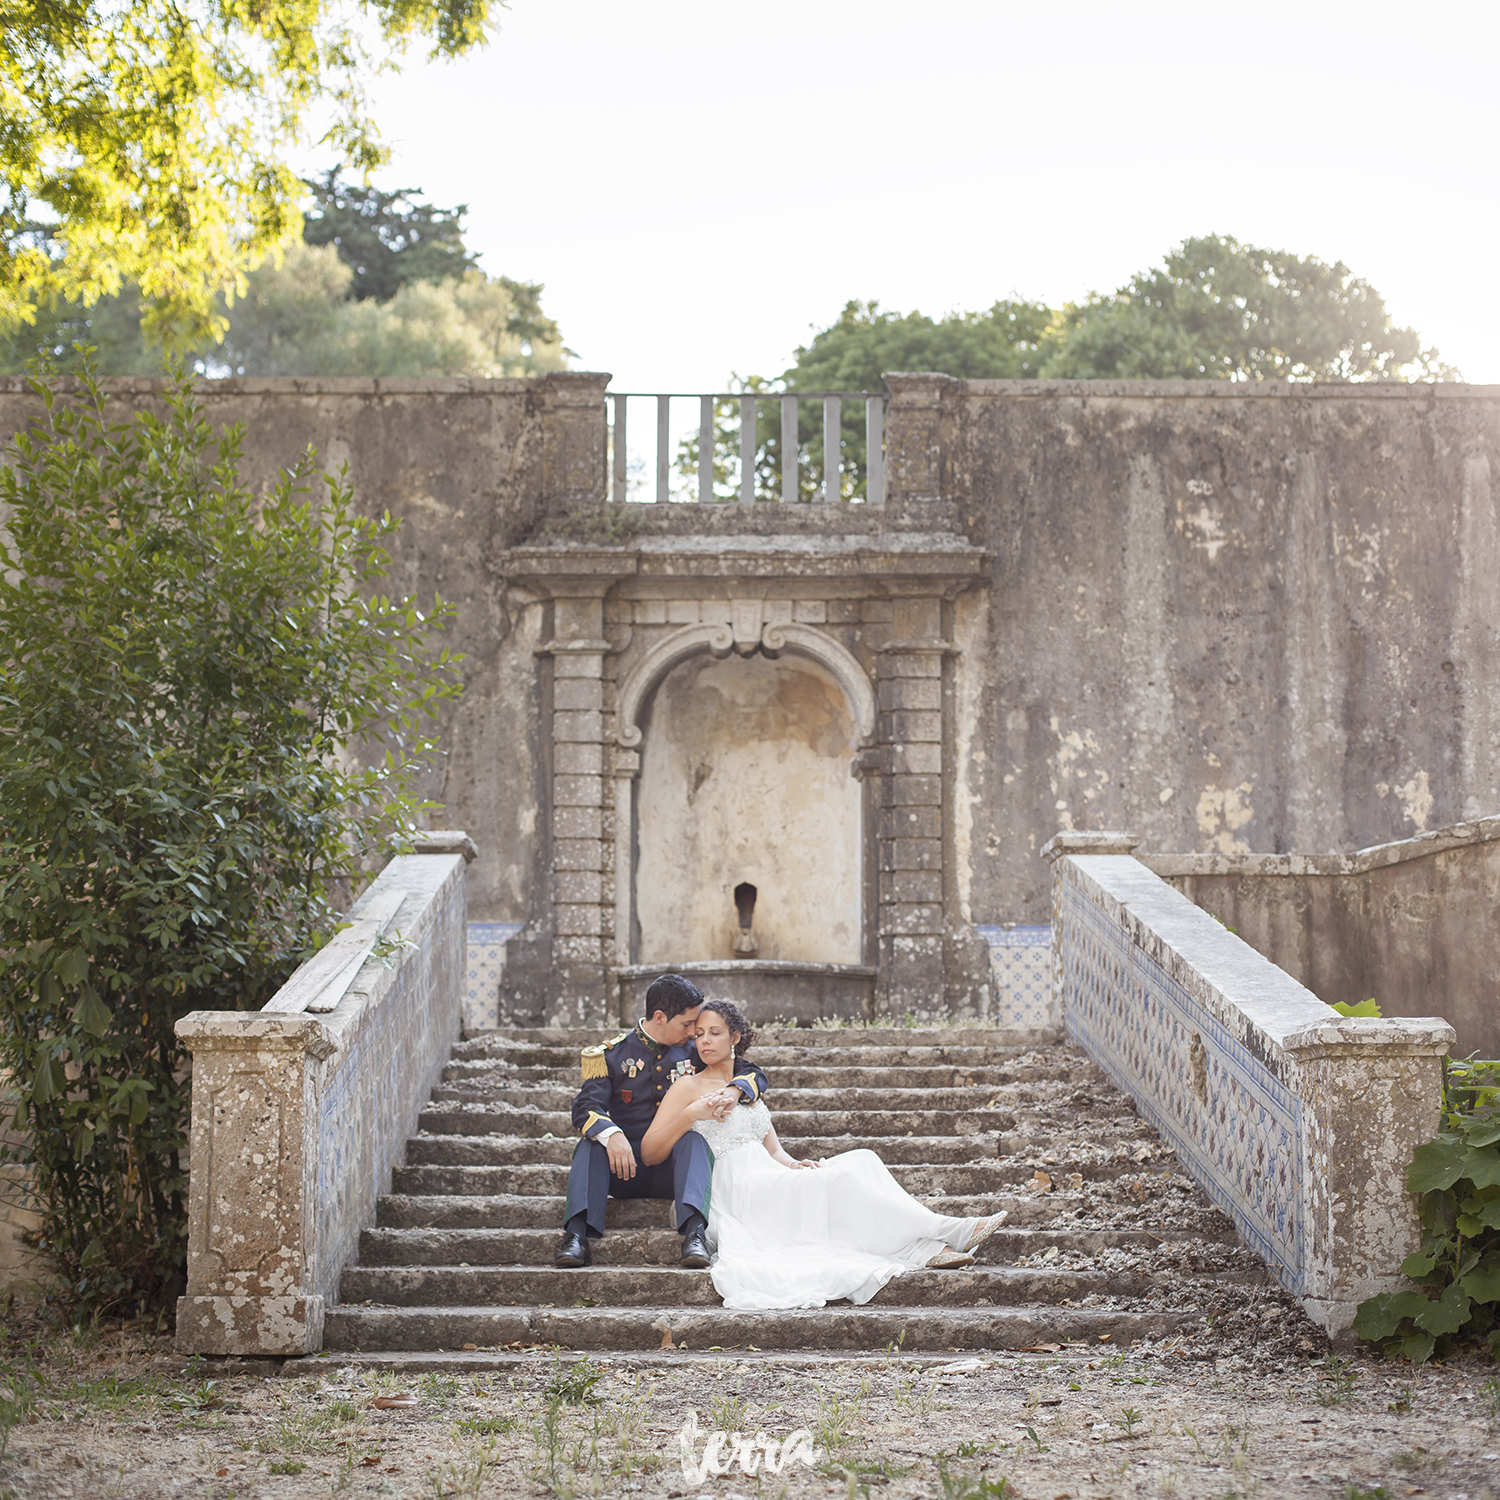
[606,1134,637,1180]
[701,1088,738,1121]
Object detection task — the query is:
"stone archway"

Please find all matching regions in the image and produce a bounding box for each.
[633,649,863,965]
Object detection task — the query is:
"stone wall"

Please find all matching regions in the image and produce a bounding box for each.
[1047,832,1454,1336]
[1144,815,1500,1057]
[6,373,1498,1021]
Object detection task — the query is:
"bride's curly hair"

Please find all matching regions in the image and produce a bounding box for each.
[699,998,755,1059]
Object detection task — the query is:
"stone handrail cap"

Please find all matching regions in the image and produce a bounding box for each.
[412,830,479,863]
[174,1010,338,1059]
[1283,1016,1457,1056]
[1041,830,1142,864]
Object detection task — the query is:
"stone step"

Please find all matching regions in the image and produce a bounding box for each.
[425,1085,1048,1116]
[460,1027,1062,1050]
[322,1302,1193,1354]
[389,1160,1064,1198]
[438,1064,1081,1091]
[404,1132,1004,1166]
[372,1191,1238,1236]
[338,1263,1160,1309]
[411,1104,1020,1134]
[448,1046,1078,1074]
[356,1223,1235,1268]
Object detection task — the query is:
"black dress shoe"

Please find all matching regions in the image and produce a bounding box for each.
[680,1227,711,1268]
[555,1230,591,1268]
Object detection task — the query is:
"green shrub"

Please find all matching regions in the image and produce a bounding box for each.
[1354,1056,1500,1362]
[0,362,460,1314]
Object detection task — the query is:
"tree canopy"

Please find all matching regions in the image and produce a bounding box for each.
[779,235,1453,389]
[302,169,478,303]
[1,0,496,346]
[1041,235,1452,382]
[0,177,567,378]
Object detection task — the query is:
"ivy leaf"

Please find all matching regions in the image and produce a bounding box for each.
[30,1052,62,1103]
[1400,1251,1437,1278]
[1457,1258,1500,1306]
[1413,1282,1471,1335]
[1461,1144,1500,1190]
[1463,1122,1500,1149]
[1353,1290,1432,1341]
[1396,1330,1436,1364]
[55,947,89,986]
[38,972,60,1007]
[1407,1139,1468,1194]
[71,985,113,1038]
[1331,998,1381,1018]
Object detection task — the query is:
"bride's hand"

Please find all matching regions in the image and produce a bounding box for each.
[785,1158,821,1170]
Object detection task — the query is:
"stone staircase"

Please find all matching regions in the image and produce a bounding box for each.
[322,1028,1275,1354]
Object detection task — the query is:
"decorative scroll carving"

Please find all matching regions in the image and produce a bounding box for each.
[615,619,876,751]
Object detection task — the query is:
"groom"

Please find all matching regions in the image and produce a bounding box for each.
[555,972,770,1270]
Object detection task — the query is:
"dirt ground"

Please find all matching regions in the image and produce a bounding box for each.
[1,1316,1498,1500]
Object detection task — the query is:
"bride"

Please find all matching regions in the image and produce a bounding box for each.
[640,998,1006,1310]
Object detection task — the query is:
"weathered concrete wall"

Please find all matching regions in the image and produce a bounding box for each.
[1144,815,1500,1058]
[636,652,862,965]
[1048,833,1454,1336]
[947,380,1500,928]
[6,374,1499,1019]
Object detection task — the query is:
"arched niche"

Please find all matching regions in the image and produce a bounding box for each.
[632,649,865,966]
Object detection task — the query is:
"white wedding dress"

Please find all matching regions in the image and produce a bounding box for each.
[692,1099,975,1310]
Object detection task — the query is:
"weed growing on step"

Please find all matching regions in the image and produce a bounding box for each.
[935,1451,1012,1500]
[1314,1355,1358,1407]
[1116,1406,1143,1437]
[710,1390,748,1432]
[1482,1374,1500,1422]
[813,1384,870,1467]
[543,1354,605,1407]
[416,1372,464,1409]
[0,1354,38,1458]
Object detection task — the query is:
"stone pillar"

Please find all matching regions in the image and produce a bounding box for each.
[544,588,614,1026]
[882,373,956,505]
[174,1014,336,1356]
[536,371,610,530]
[877,615,947,1016]
[1285,1019,1453,1334]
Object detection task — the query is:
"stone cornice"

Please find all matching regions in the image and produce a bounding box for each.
[500,532,989,584]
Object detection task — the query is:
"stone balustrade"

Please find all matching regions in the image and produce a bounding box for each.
[173,837,472,1356]
[1045,831,1454,1337]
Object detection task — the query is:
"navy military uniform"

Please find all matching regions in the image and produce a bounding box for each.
[563,1021,770,1243]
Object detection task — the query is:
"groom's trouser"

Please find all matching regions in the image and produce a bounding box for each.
[564,1129,712,1238]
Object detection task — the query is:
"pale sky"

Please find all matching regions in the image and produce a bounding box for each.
[356,0,1499,394]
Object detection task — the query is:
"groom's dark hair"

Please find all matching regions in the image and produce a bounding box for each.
[644,972,704,1021]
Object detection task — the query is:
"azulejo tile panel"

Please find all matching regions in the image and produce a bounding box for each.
[975,924,1055,1029]
[1061,881,1305,1295]
[465,922,523,1033]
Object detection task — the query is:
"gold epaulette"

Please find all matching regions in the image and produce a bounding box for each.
[580,1030,630,1080]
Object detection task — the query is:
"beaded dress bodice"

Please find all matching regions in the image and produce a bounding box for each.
[692,1098,772,1159]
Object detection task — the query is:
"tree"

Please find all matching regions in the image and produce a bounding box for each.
[0,181,568,378]
[302,169,478,303]
[0,366,461,1312]
[1038,235,1453,382]
[788,298,1054,390]
[1,0,496,345]
[209,242,568,378]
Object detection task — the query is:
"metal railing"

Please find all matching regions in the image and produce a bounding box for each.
[607,391,886,504]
